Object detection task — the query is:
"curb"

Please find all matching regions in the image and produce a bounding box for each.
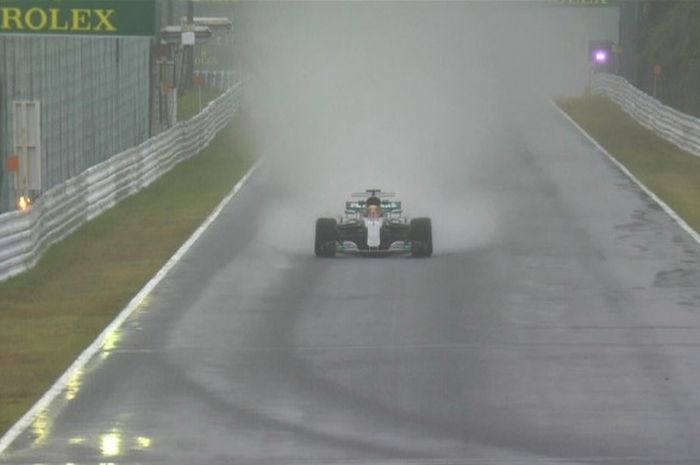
[550,100,700,247]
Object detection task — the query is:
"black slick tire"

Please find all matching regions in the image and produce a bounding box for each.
[410,218,433,257]
[315,218,338,257]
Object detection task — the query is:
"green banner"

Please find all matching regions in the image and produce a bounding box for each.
[0,0,155,37]
[547,0,618,6]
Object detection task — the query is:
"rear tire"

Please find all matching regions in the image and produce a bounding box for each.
[315,218,338,257]
[410,218,433,257]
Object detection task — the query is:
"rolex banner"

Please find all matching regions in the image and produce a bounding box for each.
[0,0,155,37]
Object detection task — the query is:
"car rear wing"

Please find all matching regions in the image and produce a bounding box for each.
[345,200,402,214]
[351,189,396,198]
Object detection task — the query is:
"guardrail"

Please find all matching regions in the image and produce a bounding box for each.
[0,82,240,282]
[197,70,238,91]
[592,73,700,157]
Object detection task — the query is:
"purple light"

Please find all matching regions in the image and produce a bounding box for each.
[594,50,608,64]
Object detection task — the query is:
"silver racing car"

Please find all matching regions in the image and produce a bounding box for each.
[314,189,433,257]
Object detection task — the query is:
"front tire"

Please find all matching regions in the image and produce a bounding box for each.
[410,218,433,257]
[315,218,338,257]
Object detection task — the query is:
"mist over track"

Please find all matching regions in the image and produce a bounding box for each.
[6,3,700,464]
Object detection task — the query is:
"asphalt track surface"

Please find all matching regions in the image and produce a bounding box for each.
[5,4,700,465]
[4,103,700,464]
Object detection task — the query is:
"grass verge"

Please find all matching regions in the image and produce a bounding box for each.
[0,113,255,436]
[557,95,700,233]
[178,87,223,121]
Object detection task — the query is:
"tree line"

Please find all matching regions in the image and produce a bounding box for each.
[621,1,700,116]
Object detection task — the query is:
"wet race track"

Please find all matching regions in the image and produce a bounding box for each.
[4,3,700,464]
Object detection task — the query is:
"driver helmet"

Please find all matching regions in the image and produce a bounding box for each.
[366,196,381,217]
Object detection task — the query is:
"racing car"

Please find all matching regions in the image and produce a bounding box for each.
[314,189,432,257]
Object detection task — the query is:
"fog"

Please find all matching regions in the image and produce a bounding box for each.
[229,2,619,253]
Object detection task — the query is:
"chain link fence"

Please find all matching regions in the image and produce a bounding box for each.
[197,70,238,91]
[0,83,240,282]
[0,35,151,213]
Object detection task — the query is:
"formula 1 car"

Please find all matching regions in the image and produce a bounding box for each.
[315,189,432,257]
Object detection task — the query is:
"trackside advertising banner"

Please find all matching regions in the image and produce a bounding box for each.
[547,0,618,6]
[0,0,155,37]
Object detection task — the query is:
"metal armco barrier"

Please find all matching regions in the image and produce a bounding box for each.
[0,82,240,282]
[592,73,700,157]
[197,70,238,91]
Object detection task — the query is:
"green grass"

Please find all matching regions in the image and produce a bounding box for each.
[178,87,223,121]
[557,95,700,233]
[0,114,255,436]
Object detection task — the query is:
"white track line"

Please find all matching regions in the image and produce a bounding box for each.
[0,160,260,455]
[551,101,700,246]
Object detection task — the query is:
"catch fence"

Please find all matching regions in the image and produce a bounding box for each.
[0,83,240,282]
[0,35,151,212]
[197,70,238,91]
